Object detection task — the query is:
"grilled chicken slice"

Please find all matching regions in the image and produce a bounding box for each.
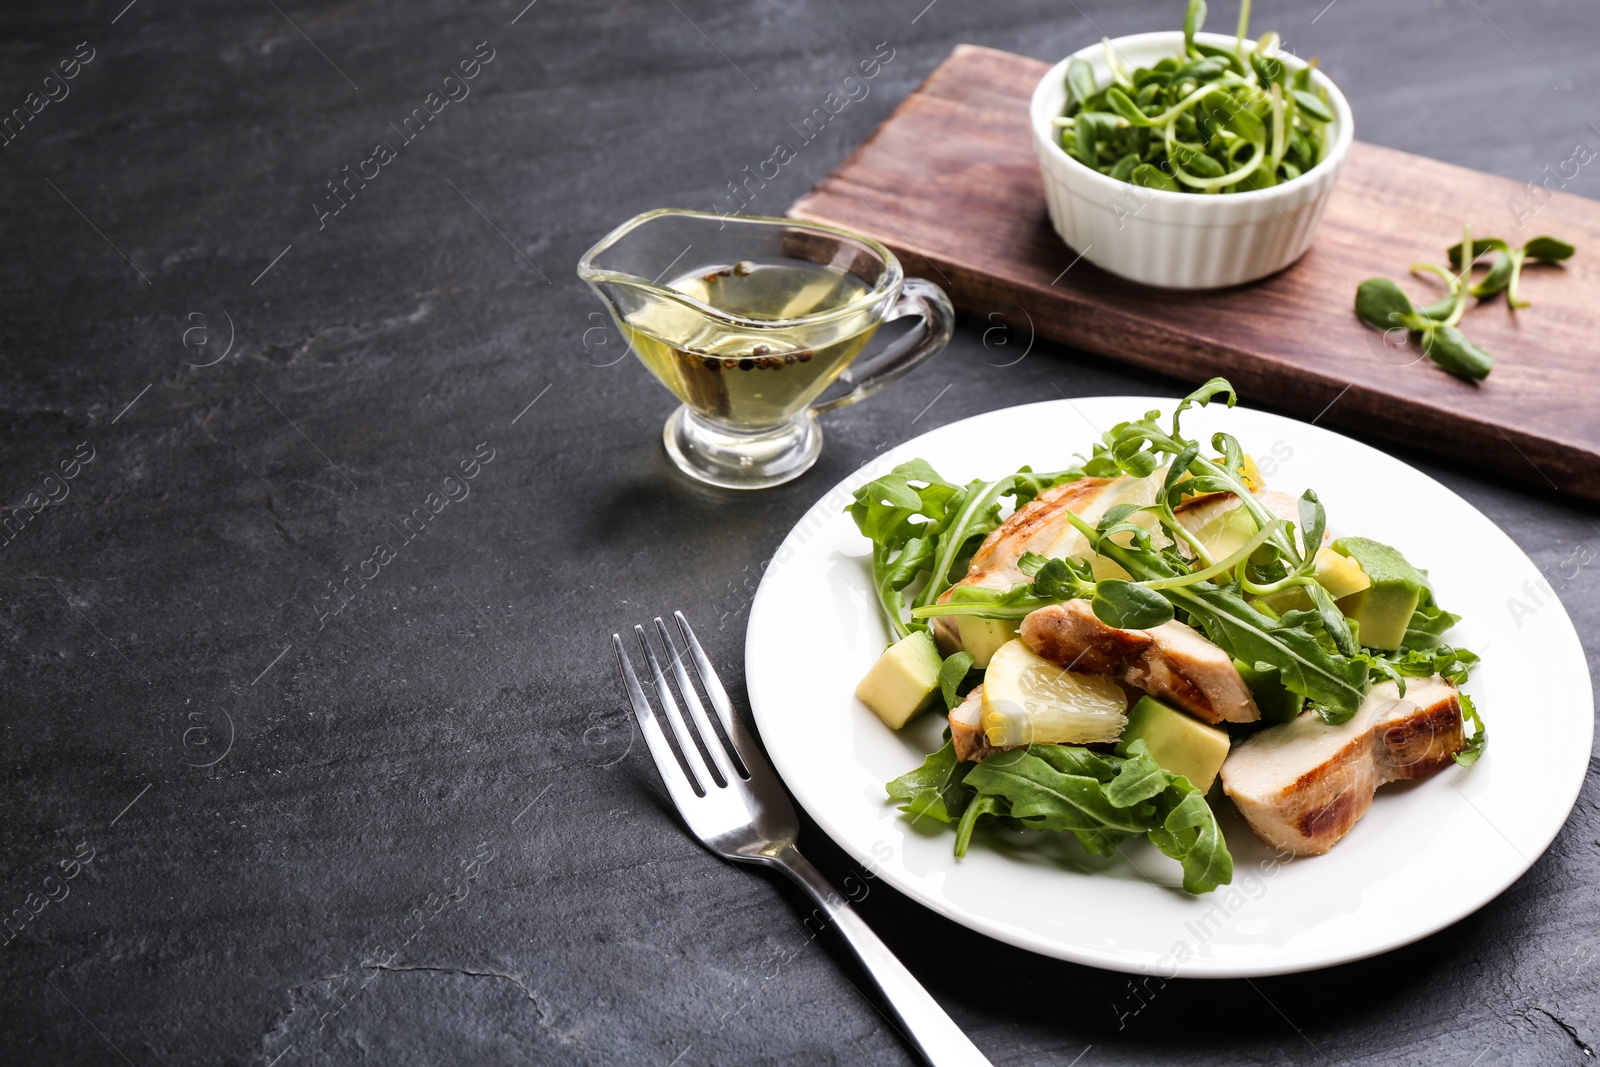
[1019,596,1153,675]
[932,473,1162,653]
[1123,619,1259,724]
[1020,599,1259,723]
[949,686,992,762]
[1220,676,1464,855]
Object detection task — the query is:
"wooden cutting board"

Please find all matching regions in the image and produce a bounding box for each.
[791,45,1600,503]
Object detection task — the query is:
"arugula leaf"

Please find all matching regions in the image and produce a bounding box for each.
[848,459,963,549]
[967,748,1149,855]
[954,794,1003,857]
[1306,581,1358,656]
[885,740,973,824]
[915,740,1234,894]
[850,461,1085,641]
[865,538,929,641]
[1181,588,1370,722]
[1455,692,1487,766]
[1364,643,1478,698]
[924,581,1054,621]
[912,468,1081,611]
[1401,590,1461,650]
[938,652,975,711]
[849,461,966,639]
[1148,784,1234,893]
[1102,741,1170,807]
[879,534,933,589]
[910,556,1098,624]
[1170,377,1238,435]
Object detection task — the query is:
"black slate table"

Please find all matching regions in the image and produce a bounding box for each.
[3,1,1597,1064]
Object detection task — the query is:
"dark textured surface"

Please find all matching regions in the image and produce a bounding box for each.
[1,1,1596,1064]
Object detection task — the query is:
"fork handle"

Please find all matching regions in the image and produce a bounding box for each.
[772,845,993,1067]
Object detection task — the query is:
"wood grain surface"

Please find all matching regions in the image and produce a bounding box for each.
[791,45,1600,502]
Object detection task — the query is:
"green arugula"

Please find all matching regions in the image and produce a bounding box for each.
[849,461,1081,640]
[938,651,975,711]
[884,739,974,824]
[847,460,965,640]
[888,739,1233,894]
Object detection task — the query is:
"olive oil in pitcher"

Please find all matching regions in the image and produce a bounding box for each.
[620,260,881,431]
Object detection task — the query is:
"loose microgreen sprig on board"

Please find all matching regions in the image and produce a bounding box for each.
[1354,226,1575,382]
[1052,0,1334,193]
[1445,234,1575,309]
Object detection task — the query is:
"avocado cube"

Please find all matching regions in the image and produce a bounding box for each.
[1331,537,1426,651]
[1258,584,1313,615]
[855,630,943,730]
[1193,506,1259,560]
[1313,546,1371,600]
[955,615,1019,669]
[1256,546,1372,616]
[1338,583,1420,651]
[1116,695,1231,793]
[1233,658,1305,724]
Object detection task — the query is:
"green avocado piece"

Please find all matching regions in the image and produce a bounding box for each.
[855,630,942,730]
[954,615,1019,669]
[1116,695,1231,793]
[1192,506,1258,560]
[1232,658,1305,724]
[1331,537,1425,651]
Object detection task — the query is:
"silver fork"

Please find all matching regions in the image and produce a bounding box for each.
[613,613,992,1067]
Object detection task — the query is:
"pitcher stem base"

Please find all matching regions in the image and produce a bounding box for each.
[663,407,822,490]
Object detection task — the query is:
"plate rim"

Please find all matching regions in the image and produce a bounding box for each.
[744,394,1594,977]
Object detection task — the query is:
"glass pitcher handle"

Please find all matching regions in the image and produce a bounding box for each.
[812,278,955,415]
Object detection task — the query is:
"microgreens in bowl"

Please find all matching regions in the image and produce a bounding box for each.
[1052,0,1334,194]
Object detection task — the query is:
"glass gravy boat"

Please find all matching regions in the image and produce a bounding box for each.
[578,210,953,489]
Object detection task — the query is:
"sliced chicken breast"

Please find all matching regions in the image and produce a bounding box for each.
[1220,675,1464,855]
[1020,599,1259,724]
[949,686,991,762]
[1014,595,1152,675]
[962,477,1126,591]
[932,473,1162,653]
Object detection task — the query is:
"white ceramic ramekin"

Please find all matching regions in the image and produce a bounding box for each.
[1029,31,1354,289]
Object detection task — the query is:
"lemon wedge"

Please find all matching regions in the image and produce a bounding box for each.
[981,638,1129,747]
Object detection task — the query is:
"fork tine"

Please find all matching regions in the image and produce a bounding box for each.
[654,617,744,783]
[635,624,721,792]
[612,634,701,812]
[672,612,774,780]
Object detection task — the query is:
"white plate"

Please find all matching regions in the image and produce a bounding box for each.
[744,397,1593,978]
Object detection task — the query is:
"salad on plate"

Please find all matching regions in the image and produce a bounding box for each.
[849,380,1485,894]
